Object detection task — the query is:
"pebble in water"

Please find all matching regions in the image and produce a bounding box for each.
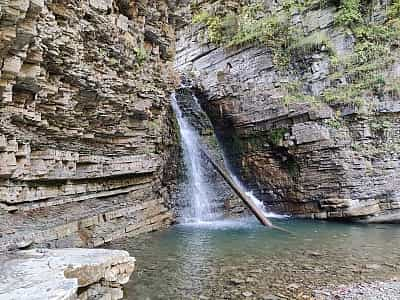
[106,219,400,299]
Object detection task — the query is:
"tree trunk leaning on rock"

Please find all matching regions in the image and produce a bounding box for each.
[200,147,292,234]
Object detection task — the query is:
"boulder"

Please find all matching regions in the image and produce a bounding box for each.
[0,248,135,300]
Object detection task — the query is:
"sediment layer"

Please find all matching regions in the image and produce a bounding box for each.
[0,0,179,250]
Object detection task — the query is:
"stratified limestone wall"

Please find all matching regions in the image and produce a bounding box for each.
[0,0,179,250]
[176,1,400,222]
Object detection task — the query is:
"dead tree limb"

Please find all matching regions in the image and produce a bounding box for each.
[200,147,291,234]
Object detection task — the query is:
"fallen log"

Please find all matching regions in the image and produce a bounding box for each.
[200,147,291,234]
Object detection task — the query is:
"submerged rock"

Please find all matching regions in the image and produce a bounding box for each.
[0,248,135,300]
[230,277,245,285]
[242,291,253,297]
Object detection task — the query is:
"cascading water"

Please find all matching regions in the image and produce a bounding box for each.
[172,87,287,224]
[231,175,289,219]
[171,93,219,223]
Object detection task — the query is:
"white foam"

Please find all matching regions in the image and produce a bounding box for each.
[180,218,257,229]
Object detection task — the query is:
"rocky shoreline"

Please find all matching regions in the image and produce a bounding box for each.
[0,248,135,300]
[315,279,400,300]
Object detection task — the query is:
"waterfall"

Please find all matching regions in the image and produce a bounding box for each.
[172,90,287,223]
[231,175,289,219]
[171,93,219,223]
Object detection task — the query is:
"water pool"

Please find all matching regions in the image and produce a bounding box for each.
[107,218,400,299]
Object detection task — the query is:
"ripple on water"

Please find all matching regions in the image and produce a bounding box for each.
[106,218,400,300]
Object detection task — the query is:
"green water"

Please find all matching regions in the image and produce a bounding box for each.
[107,218,400,299]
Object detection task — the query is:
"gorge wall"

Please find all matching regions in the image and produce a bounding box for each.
[1,0,399,254]
[0,0,180,250]
[176,0,400,222]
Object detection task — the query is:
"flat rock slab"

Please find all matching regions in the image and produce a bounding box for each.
[0,248,135,300]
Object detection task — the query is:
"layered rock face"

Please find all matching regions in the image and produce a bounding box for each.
[0,0,179,250]
[176,1,400,222]
[0,248,135,300]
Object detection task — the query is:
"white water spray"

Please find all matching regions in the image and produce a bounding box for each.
[172,90,287,223]
[231,175,289,219]
[172,93,218,223]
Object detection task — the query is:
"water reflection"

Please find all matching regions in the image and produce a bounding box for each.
[107,218,400,299]
[175,227,213,296]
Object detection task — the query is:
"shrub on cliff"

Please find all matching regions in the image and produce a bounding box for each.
[335,0,363,26]
[389,0,400,18]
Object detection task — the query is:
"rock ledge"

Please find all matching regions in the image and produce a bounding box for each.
[0,248,135,300]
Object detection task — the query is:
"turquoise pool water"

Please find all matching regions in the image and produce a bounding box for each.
[107,218,400,299]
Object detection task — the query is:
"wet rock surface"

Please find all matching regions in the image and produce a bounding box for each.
[173,86,247,217]
[0,248,135,300]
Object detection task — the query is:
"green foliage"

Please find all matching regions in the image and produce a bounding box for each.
[192,2,290,49]
[326,118,342,129]
[369,118,393,140]
[190,1,201,12]
[230,16,291,51]
[224,3,288,48]
[322,82,366,107]
[323,5,400,108]
[283,93,321,106]
[192,11,225,44]
[283,0,308,13]
[283,25,398,108]
[370,120,392,131]
[192,2,294,69]
[268,128,288,146]
[321,71,393,107]
[284,157,300,178]
[353,24,399,44]
[325,111,342,129]
[371,74,386,95]
[193,0,400,110]
[206,16,225,44]
[282,0,330,13]
[335,0,363,26]
[289,31,335,57]
[192,10,210,24]
[134,47,148,66]
[385,78,400,97]
[282,81,320,106]
[353,41,389,64]
[348,24,399,66]
[283,60,391,108]
[389,0,400,18]
[351,142,362,151]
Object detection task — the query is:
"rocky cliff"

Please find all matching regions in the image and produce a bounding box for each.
[176,0,400,222]
[0,0,180,250]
